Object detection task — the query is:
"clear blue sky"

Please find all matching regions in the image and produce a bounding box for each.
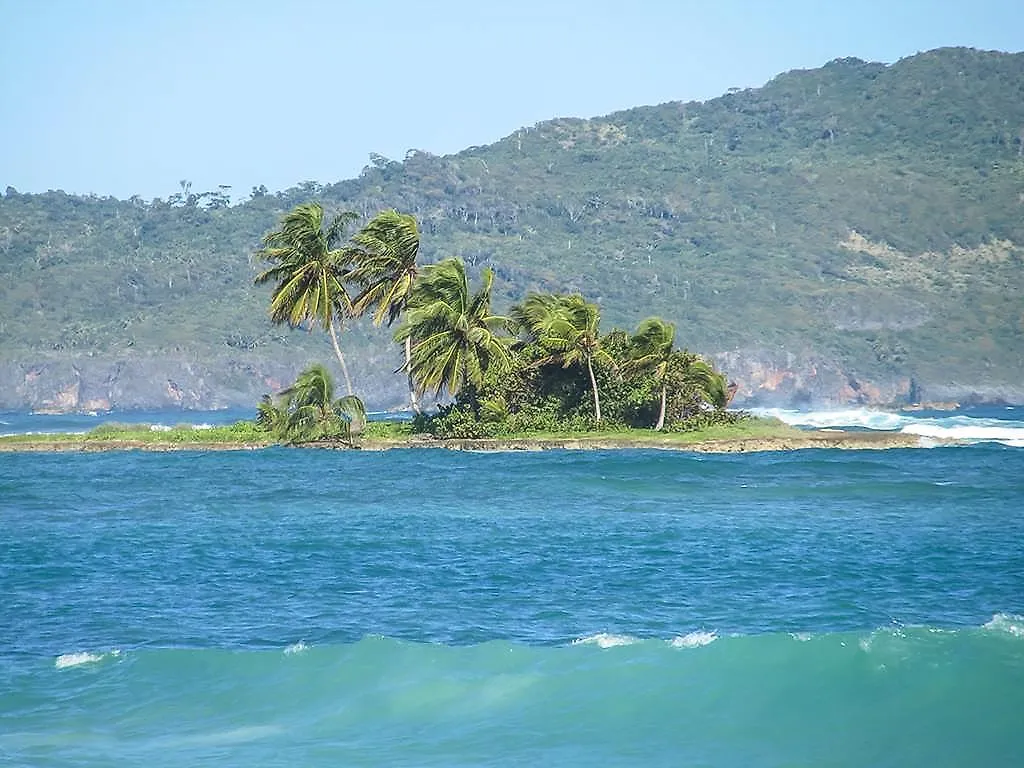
[2,0,1022,201]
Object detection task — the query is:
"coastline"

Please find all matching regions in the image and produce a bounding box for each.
[0,430,932,454]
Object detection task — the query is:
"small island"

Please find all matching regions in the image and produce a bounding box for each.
[0,203,945,454]
[0,417,929,454]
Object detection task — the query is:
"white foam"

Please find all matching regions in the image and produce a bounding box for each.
[572,632,638,648]
[284,641,308,655]
[149,424,172,432]
[754,407,1024,446]
[789,632,813,642]
[670,631,717,648]
[55,652,103,669]
[901,423,1024,444]
[752,407,907,430]
[983,613,1024,638]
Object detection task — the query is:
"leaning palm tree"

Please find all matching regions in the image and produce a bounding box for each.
[278,363,366,444]
[513,293,613,423]
[254,202,357,394]
[628,317,676,430]
[348,210,422,411]
[394,258,512,398]
[256,393,288,434]
[674,353,730,411]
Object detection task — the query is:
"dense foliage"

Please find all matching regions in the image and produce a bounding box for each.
[2,48,1022,408]
[412,309,737,439]
[256,363,366,445]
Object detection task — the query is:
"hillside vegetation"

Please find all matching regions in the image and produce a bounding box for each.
[2,47,1022,410]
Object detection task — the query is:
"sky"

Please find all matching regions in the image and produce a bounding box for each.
[2,0,1023,202]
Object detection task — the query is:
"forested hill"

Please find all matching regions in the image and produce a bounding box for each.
[2,46,1023,411]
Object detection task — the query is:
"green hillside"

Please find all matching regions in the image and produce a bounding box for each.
[2,47,1022,410]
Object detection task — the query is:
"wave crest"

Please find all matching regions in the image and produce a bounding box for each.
[55,649,120,669]
[670,631,718,648]
[572,633,638,648]
[983,613,1024,638]
[754,407,1024,445]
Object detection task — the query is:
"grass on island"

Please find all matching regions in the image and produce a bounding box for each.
[356,414,804,446]
[0,415,805,451]
[0,420,273,448]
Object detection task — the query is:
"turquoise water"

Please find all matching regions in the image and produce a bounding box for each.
[2,419,1023,765]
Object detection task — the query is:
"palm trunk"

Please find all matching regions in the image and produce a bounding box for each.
[587,357,602,423]
[327,316,354,395]
[655,383,667,431]
[405,336,420,413]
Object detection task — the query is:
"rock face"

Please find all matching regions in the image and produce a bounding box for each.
[0,356,331,413]
[711,349,916,407]
[2,347,1019,413]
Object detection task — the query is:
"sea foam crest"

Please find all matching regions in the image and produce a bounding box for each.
[751,408,906,431]
[55,649,120,669]
[284,641,308,655]
[754,407,1024,446]
[670,631,717,648]
[900,423,1024,445]
[572,633,638,648]
[983,613,1024,638]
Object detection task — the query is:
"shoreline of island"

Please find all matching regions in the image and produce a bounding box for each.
[0,429,940,454]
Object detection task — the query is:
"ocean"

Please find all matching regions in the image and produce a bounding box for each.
[1,407,1022,766]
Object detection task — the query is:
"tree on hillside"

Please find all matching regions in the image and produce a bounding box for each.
[254,202,357,394]
[513,293,614,423]
[394,258,512,400]
[628,317,676,430]
[348,209,422,412]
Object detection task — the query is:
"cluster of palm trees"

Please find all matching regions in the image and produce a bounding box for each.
[254,202,730,438]
[254,203,421,404]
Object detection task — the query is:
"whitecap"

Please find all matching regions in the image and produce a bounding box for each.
[670,631,717,648]
[901,423,1024,444]
[284,641,308,655]
[572,632,638,648]
[983,613,1024,638]
[55,652,104,669]
[789,632,813,642]
[753,407,1024,444]
[751,407,907,431]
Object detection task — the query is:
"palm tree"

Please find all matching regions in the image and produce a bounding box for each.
[628,317,676,430]
[348,209,422,411]
[513,293,613,423]
[254,202,357,394]
[256,393,287,434]
[278,363,366,444]
[672,353,730,411]
[394,258,512,398]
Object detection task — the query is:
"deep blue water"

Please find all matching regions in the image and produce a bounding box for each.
[1,413,1023,766]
